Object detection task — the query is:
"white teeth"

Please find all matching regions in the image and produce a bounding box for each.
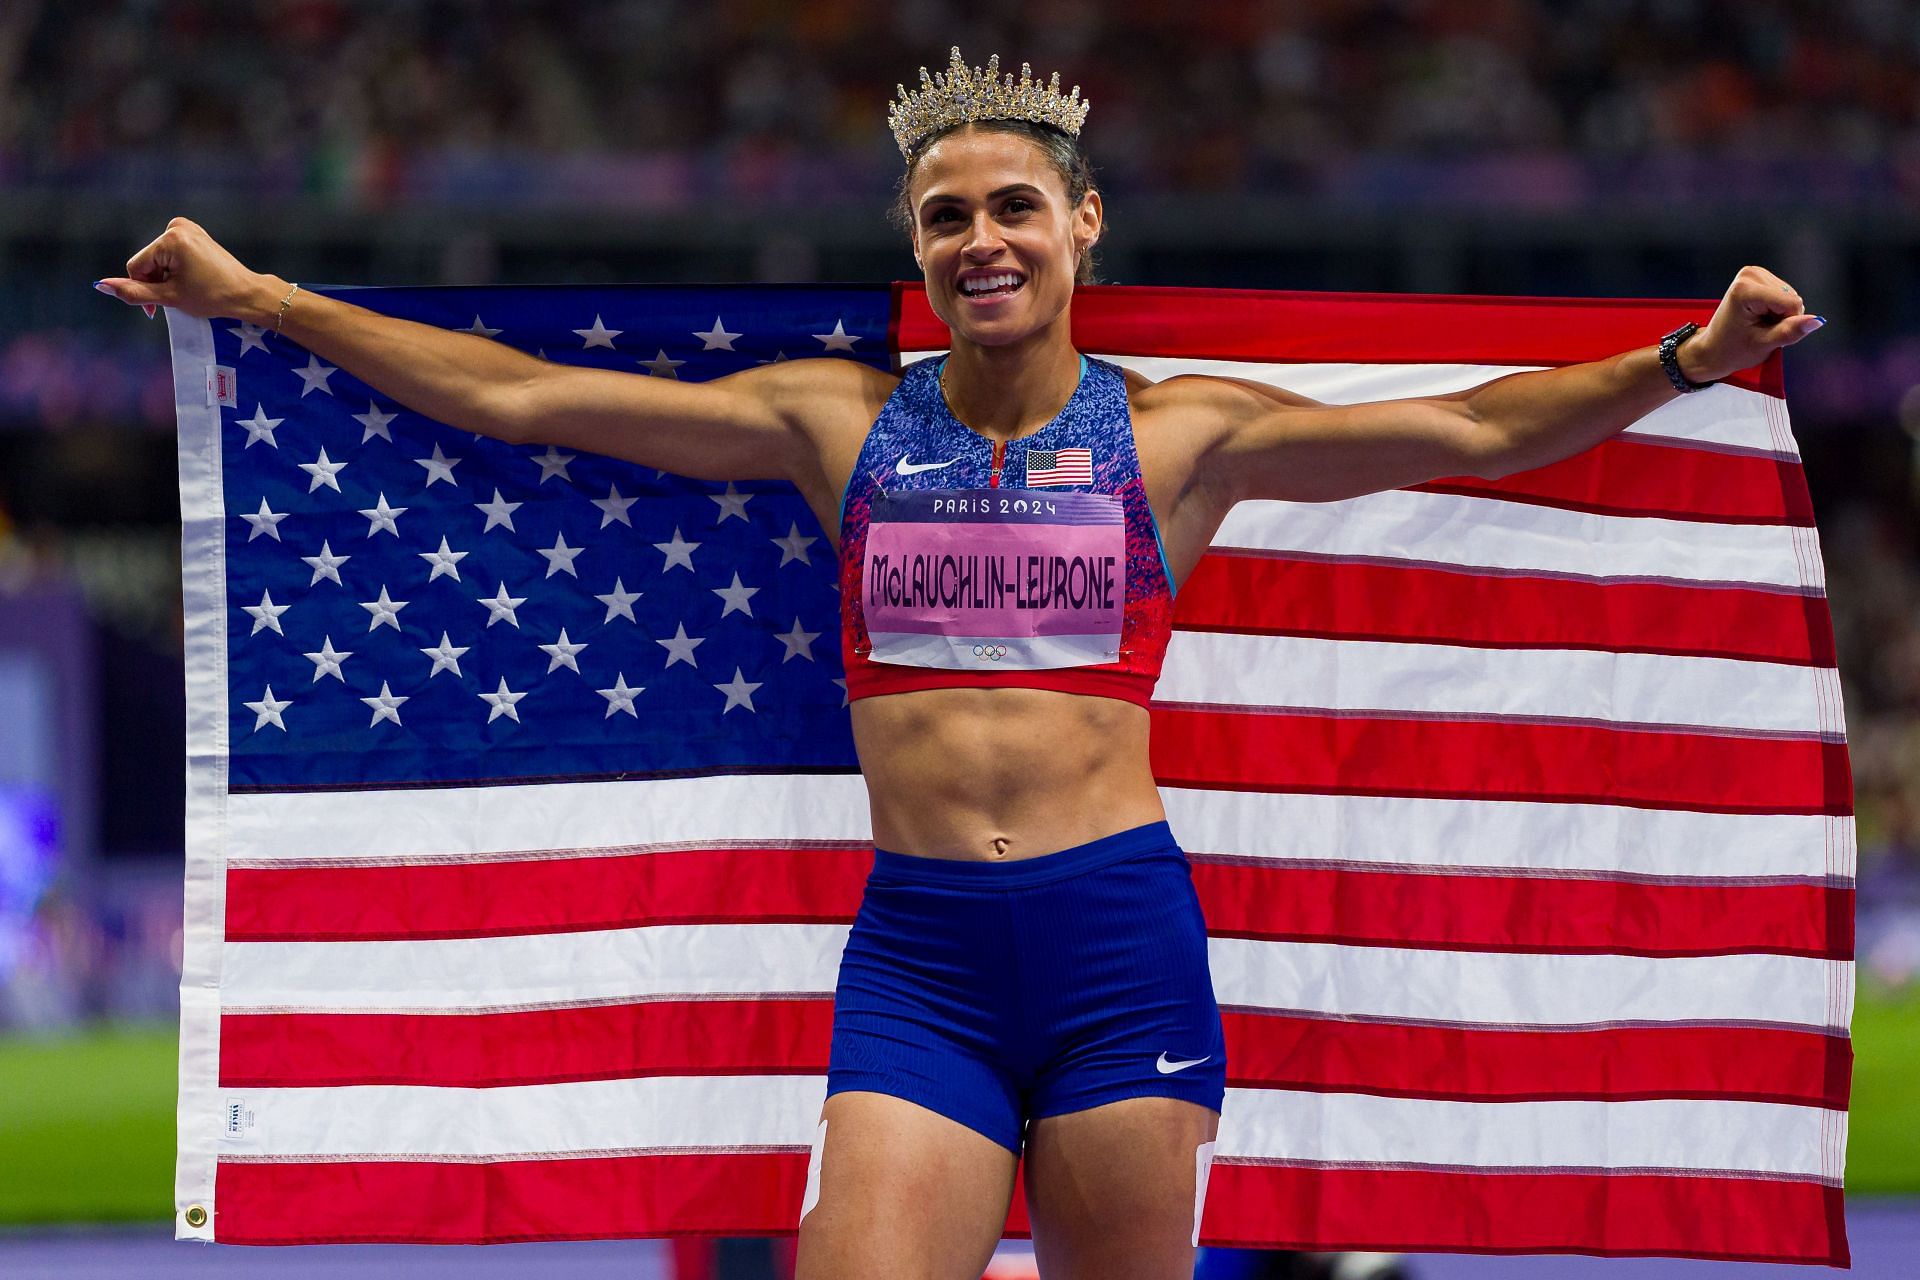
[961,272,1023,296]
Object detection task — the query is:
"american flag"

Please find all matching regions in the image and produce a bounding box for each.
[170,281,1853,1266]
[1025,446,1094,486]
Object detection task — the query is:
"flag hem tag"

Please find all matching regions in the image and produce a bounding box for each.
[206,364,237,408]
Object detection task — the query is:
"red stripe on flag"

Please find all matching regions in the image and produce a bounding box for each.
[1413,436,1814,525]
[1223,1011,1851,1109]
[227,845,1852,958]
[214,1150,813,1245]
[1197,1162,1847,1265]
[1193,861,1853,959]
[226,844,872,942]
[893,282,1783,397]
[217,996,1848,1110]
[1147,707,1853,815]
[1172,552,1837,666]
[219,997,834,1090]
[212,1150,1846,1264]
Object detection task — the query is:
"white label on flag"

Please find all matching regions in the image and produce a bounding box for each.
[206,364,237,407]
[221,1098,258,1141]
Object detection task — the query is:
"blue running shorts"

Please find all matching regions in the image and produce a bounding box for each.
[826,819,1227,1154]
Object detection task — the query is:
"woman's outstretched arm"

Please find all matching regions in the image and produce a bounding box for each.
[98,217,883,482]
[1178,263,1827,505]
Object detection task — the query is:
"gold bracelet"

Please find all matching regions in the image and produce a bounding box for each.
[274,282,301,332]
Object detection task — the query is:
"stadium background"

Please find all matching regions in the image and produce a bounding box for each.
[2,1,1916,1276]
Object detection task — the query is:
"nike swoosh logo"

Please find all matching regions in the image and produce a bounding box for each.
[1155,1053,1211,1075]
[894,456,957,475]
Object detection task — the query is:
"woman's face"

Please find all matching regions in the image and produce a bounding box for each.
[908,127,1101,346]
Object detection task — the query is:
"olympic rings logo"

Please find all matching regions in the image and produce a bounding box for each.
[971,643,1010,661]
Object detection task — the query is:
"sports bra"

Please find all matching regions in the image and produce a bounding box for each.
[836,352,1175,708]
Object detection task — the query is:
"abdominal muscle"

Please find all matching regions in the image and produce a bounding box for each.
[849,684,1168,861]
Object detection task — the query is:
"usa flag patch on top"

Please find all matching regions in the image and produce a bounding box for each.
[1025,447,1093,486]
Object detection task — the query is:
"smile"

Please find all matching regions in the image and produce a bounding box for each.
[959,272,1026,300]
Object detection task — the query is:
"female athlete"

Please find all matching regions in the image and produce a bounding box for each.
[100,47,1823,1280]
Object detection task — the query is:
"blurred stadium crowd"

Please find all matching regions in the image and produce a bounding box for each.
[2,0,1919,1032]
[6,0,1920,209]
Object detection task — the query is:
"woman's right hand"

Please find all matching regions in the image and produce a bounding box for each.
[96,217,282,324]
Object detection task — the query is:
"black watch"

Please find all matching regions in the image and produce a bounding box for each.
[1658,321,1718,393]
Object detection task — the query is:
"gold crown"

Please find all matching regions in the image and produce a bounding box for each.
[888,47,1090,160]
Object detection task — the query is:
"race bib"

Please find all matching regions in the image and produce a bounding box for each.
[862,488,1125,670]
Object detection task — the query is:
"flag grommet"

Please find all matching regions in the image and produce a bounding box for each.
[184,1205,209,1228]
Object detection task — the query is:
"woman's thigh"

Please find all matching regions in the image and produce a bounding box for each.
[1022,1095,1221,1280]
[795,1089,1019,1280]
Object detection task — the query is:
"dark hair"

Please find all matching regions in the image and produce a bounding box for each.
[888,118,1105,286]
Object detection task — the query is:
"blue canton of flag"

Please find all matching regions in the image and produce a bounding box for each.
[210,285,891,789]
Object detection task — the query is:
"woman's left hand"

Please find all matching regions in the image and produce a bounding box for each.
[1680,265,1827,384]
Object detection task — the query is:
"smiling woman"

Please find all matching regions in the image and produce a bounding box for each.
[99,37,1825,1279]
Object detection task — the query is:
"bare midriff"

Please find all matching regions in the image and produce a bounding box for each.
[849,684,1168,862]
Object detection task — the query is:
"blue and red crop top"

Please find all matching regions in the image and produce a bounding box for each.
[836,352,1175,708]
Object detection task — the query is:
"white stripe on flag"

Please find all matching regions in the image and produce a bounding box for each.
[211,1075,1836,1181]
[1159,788,1849,881]
[219,925,1846,1028]
[1209,937,1848,1030]
[220,777,1850,882]
[225,772,873,864]
[1217,1089,1841,1179]
[1215,489,1821,589]
[221,923,850,1010]
[1156,632,1843,737]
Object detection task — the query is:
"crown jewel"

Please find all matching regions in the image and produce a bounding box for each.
[888,47,1090,160]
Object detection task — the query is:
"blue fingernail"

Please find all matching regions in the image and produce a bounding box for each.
[92,281,117,296]
[1811,315,1827,328]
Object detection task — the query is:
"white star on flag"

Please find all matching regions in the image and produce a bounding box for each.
[302,540,351,586]
[474,488,522,533]
[529,445,576,484]
[299,446,347,493]
[713,667,762,714]
[242,589,290,636]
[657,622,705,669]
[359,681,409,728]
[574,315,622,349]
[538,628,589,674]
[414,443,462,488]
[352,402,396,443]
[639,349,685,378]
[229,320,270,356]
[692,316,742,351]
[360,586,409,632]
[654,527,700,572]
[293,353,338,396]
[538,531,585,578]
[811,319,860,352]
[236,404,283,448]
[420,631,470,678]
[710,481,753,524]
[774,618,821,662]
[242,685,292,732]
[462,316,502,338]
[596,673,644,718]
[712,572,759,618]
[418,536,470,583]
[303,636,352,682]
[771,522,817,566]
[358,493,408,537]
[593,483,638,528]
[478,676,528,723]
[241,498,287,542]
[594,578,643,623]
[477,583,527,629]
